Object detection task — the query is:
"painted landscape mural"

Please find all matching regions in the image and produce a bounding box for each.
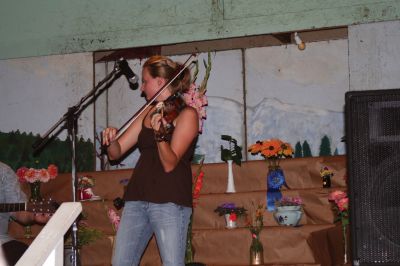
[1,40,349,171]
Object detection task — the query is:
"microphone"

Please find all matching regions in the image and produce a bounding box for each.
[116,58,139,90]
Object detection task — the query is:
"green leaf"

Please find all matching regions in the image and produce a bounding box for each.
[220,134,242,166]
[221,146,232,161]
[221,135,232,141]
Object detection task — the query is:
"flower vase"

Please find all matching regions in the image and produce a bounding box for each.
[266,164,286,211]
[224,213,237,229]
[273,206,302,226]
[249,233,264,265]
[226,160,236,193]
[322,175,331,188]
[29,181,42,201]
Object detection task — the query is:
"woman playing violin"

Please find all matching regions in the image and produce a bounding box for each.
[102,55,199,266]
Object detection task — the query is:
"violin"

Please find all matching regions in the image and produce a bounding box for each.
[112,54,197,141]
[152,93,186,137]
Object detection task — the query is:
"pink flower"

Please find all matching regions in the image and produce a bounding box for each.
[39,169,50,182]
[337,197,349,212]
[29,168,40,183]
[108,208,121,232]
[328,191,347,203]
[16,165,58,183]
[278,196,302,206]
[47,164,58,179]
[183,83,208,132]
[16,167,29,183]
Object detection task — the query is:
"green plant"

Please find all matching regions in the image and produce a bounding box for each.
[220,135,242,166]
[65,216,104,248]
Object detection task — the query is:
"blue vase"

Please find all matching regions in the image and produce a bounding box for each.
[266,167,286,212]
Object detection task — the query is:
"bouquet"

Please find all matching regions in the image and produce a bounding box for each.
[320,166,334,188]
[328,190,349,263]
[16,164,58,183]
[328,190,349,225]
[248,138,293,212]
[248,138,293,168]
[246,202,264,235]
[246,202,264,264]
[78,175,95,189]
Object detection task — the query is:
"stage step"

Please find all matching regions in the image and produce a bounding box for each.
[192,188,342,229]
[8,155,347,266]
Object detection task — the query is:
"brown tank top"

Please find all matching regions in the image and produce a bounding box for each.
[123,119,197,208]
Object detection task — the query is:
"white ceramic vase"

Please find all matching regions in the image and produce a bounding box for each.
[273,206,302,226]
[226,160,236,193]
[224,213,237,229]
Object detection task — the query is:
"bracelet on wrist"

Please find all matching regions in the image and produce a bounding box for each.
[154,132,168,142]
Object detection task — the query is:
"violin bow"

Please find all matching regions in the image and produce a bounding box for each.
[114,53,198,140]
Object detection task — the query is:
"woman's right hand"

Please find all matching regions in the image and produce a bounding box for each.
[102,127,118,146]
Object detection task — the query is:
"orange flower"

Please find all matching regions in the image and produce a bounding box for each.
[260,139,281,158]
[248,141,263,154]
[249,138,293,160]
[281,142,293,157]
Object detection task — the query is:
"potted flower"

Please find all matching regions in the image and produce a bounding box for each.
[77,175,101,201]
[220,135,242,193]
[214,202,247,229]
[276,196,303,209]
[273,196,303,226]
[320,166,334,188]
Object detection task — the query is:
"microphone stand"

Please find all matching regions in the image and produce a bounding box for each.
[32,60,125,266]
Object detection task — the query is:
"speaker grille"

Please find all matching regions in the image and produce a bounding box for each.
[346,89,400,265]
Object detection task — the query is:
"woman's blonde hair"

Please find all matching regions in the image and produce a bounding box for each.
[143,55,191,94]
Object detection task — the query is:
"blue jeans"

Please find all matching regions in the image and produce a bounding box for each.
[112,201,192,266]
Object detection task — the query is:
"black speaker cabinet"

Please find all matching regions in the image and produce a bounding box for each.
[345,89,400,265]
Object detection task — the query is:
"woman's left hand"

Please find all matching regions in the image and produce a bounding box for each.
[150,112,165,132]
